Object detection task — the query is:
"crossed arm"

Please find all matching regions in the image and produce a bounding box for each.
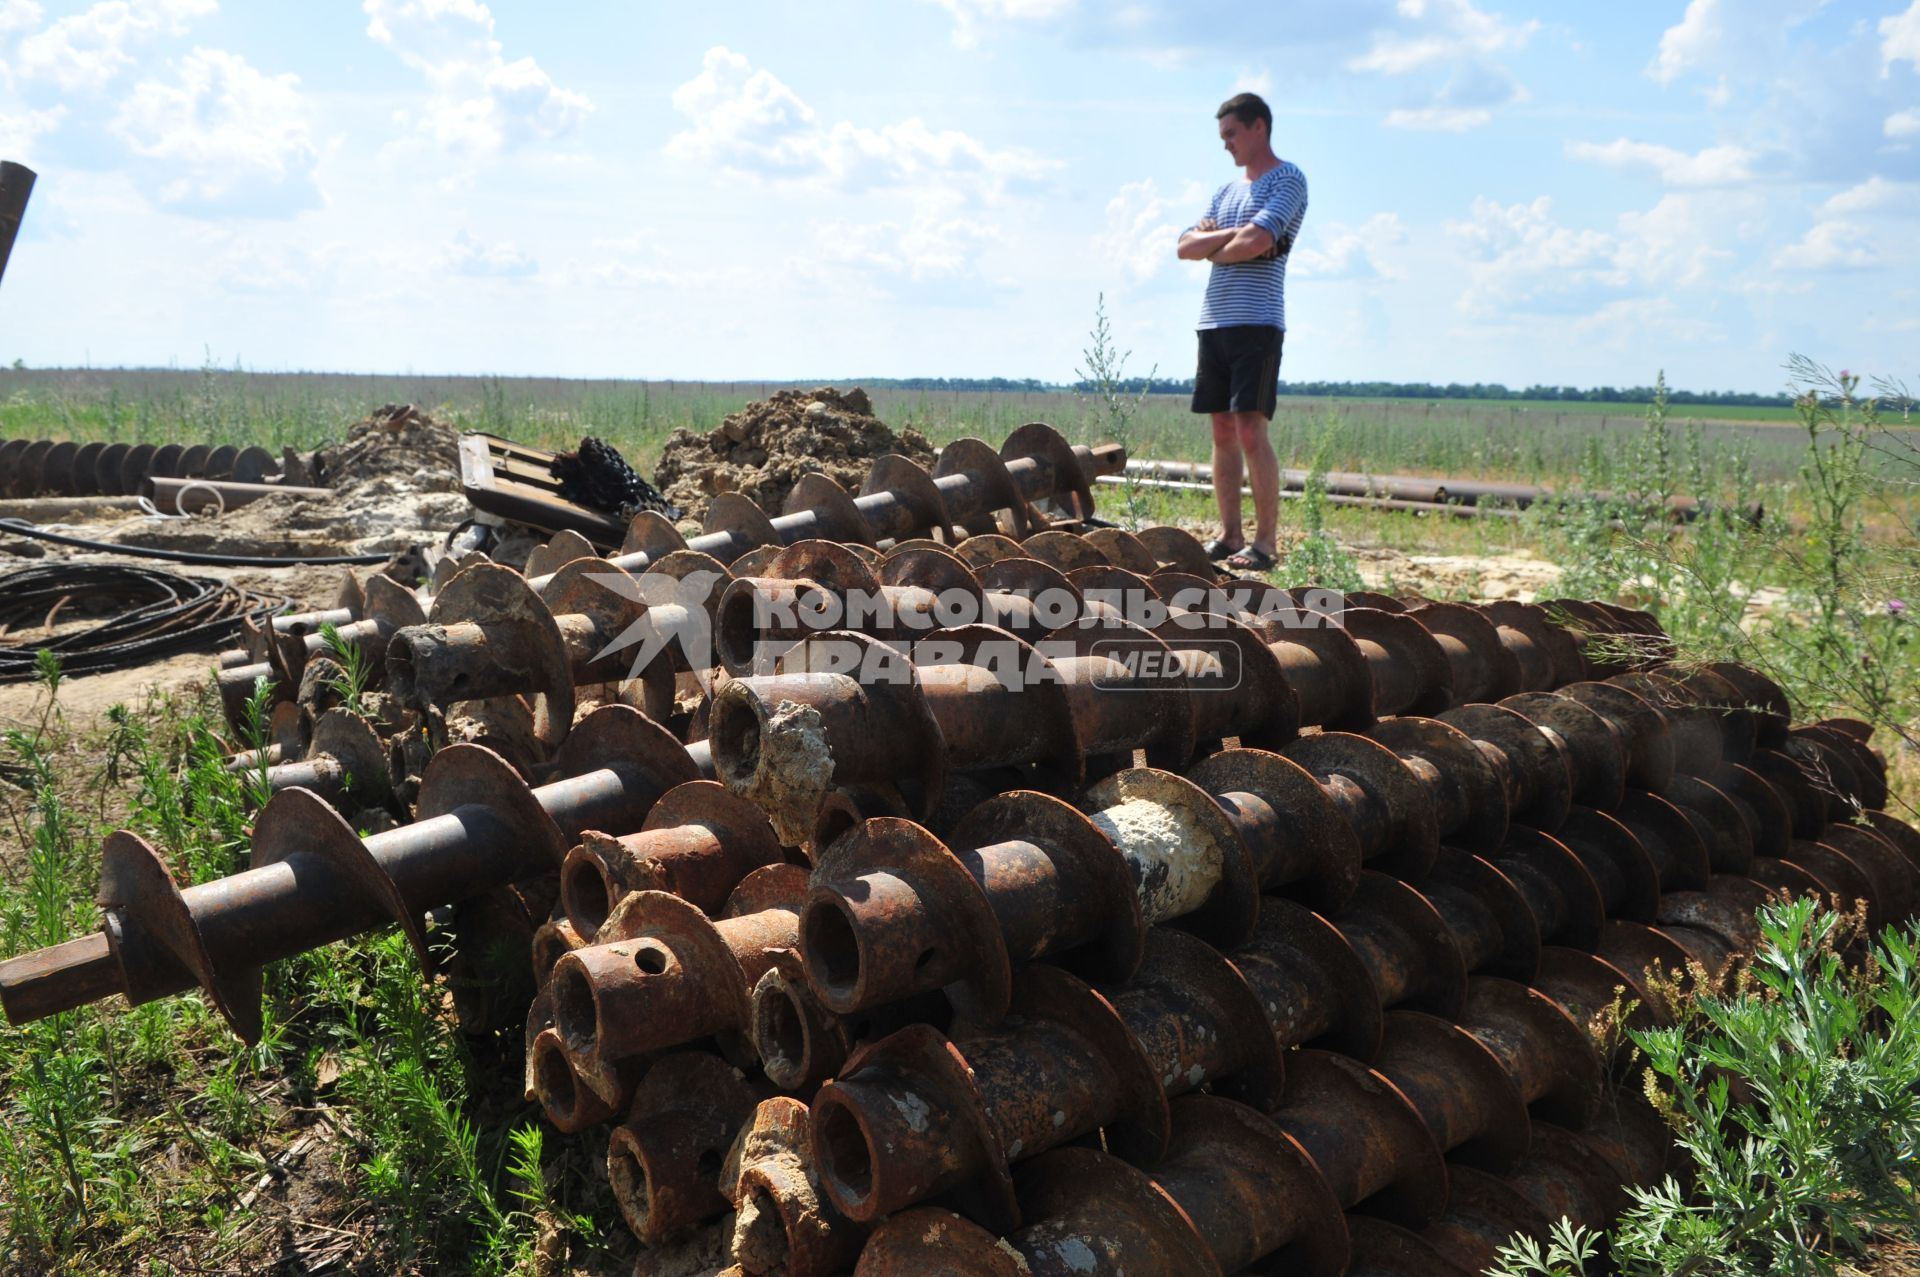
[1177,217,1277,264]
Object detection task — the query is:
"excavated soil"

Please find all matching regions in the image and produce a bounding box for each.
[102,404,471,563]
[654,387,935,524]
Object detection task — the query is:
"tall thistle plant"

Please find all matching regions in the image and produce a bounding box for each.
[1076,293,1156,526]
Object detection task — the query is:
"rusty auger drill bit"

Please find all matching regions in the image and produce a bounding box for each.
[1358,1010,1532,1172]
[709,583,1655,838]
[726,1096,871,1277]
[855,1093,1347,1277]
[0,705,696,1040]
[1418,1092,1674,1272]
[807,928,1281,1227]
[264,571,428,692]
[1327,871,1472,1018]
[785,690,1747,1044]
[541,864,807,1125]
[386,550,727,745]
[383,428,1135,743]
[223,708,393,816]
[1343,593,1530,704]
[1264,1047,1450,1225]
[557,778,784,941]
[216,578,426,734]
[220,700,311,772]
[603,1049,768,1248]
[796,762,1337,1027]
[218,568,366,672]
[571,424,1126,582]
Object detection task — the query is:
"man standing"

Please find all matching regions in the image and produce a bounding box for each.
[1177,92,1307,574]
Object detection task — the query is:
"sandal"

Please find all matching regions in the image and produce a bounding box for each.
[1223,545,1276,573]
[1204,537,1243,561]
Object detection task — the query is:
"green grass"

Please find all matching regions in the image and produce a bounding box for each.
[3,367,1900,486]
[0,359,1916,1274]
[0,672,589,1274]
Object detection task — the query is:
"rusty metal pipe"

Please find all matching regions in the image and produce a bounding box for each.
[728,1097,871,1277]
[1267,1048,1449,1223]
[1370,1010,1530,1172]
[809,931,1267,1227]
[605,1051,764,1246]
[249,709,390,813]
[558,780,781,940]
[273,573,426,688]
[1329,872,1468,1017]
[537,427,1125,589]
[0,706,694,1039]
[547,866,805,1107]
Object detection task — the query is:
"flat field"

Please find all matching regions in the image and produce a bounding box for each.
[0,367,1867,483]
[0,366,1916,1275]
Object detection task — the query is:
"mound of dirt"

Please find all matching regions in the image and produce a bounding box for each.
[103,403,472,566]
[314,403,464,495]
[653,387,934,523]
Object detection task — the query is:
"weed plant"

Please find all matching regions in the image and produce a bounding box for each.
[1533,362,1918,811]
[1280,410,1365,591]
[1492,898,1920,1277]
[0,662,585,1274]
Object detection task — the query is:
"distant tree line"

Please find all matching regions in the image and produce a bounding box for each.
[858,377,1058,393]
[1063,377,1796,406]
[858,374,1795,406]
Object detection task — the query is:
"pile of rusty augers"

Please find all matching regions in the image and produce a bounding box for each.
[3,422,1916,1277]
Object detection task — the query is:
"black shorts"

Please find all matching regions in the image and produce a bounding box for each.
[1191,325,1283,417]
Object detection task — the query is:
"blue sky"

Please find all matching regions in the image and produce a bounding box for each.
[1,0,1916,392]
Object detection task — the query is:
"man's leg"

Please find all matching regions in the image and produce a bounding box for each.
[1237,412,1280,557]
[1210,412,1246,550]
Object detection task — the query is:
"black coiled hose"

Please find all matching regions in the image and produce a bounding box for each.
[0,563,290,681]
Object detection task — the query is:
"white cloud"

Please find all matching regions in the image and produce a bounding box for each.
[1611,193,1742,288]
[0,104,63,160]
[1450,196,1612,276]
[0,0,42,35]
[438,228,536,276]
[1094,178,1197,287]
[1888,108,1920,138]
[1882,1,1920,74]
[1292,212,1405,280]
[1648,0,1721,85]
[914,1,1402,67]
[1649,0,1830,85]
[1384,105,1490,131]
[363,0,592,158]
[795,200,1010,305]
[1445,192,1744,317]
[1348,0,1536,75]
[1351,2,1532,132]
[1232,64,1273,95]
[1820,175,1914,216]
[667,47,1054,199]
[213,237,343,294]
[109,48,320,217]
[1775,219,1879,269]
[925,0,1073,48]
[1565,138,1757,187]
[13,0,213,92]
[552,256,677,291]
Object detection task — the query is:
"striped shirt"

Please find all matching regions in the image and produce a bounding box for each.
[1190,162,1308,332]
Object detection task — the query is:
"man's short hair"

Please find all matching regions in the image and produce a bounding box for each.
[1215,93,1272,135]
